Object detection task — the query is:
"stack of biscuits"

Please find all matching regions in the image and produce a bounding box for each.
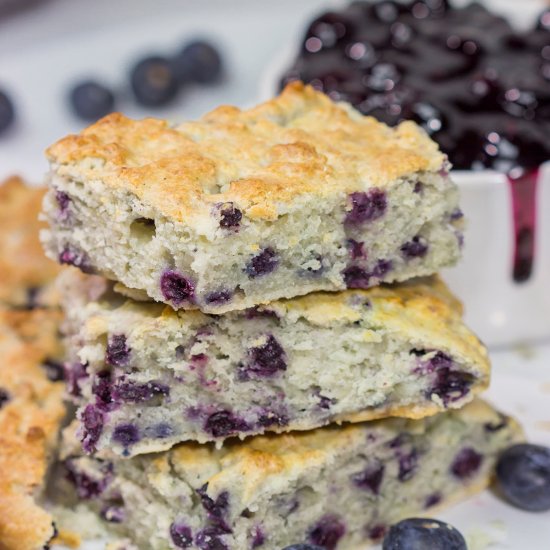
[38,83,522,549]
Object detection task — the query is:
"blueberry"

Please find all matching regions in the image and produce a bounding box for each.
[343,259,392,289]
[112,423,140,448]
[257,410,289,428]
[195,526,229,550]
[130,56,179,107]
[429,369,474,406]
[347,239,366,260]
[160,270,195,305]
[55,191,71,221]
[65,459,112,499]
[425,493,442,508]
[451,447,483,479]
[80,404,105,453]
[59,245,93,273]
[345,189,387,225]
[251,526,265,548]
[308,515,346,550]
[106,334,131,367]
[216,202,242,229]
[66,362,88,397]
[170,522,193,548]
[204,290,233,305]
[244,247,279,279]
[496,443,550,512]
[401,236,429,259]
[0,388,10,409]
[204,410,250,438]
[112,380,169,403]
[351,461,385,494]
[398,449,418,482]
[197,485,230,522]
[172,40,223,84]
[41,359,65,382]
[244,335,287,378]
[382,518,467,550]
[69,80,115,121]
[282,546,324,550]
[0,89,15,135]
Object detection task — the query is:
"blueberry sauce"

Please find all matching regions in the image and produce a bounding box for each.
[282,1,550,283]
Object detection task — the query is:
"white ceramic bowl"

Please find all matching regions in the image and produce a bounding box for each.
[259,0,550,348]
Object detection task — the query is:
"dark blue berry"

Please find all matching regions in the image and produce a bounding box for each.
[401,236,429,258]
[112,380,169,403]
[345,189,387,225]
[217,202,242,229]
[0,89,15,135]
[69,80,115,121]
[55,190,71,219]
[0,388,10,409]
[160,270,195,305]
[170,522,193,548]
[382,518,467,550]
[195,526,229,550]
[245,247,279,278]
[308,515,346,550]
[451,447,483,479]
[257,411,289,428]
[204,410,250,438]
[172,40,223,84]
[59,245,93,273]
[347,239,366,260]
[112,423,140,448]
[244,335,287,378]
[80,404,105,453]
[204,289,233,305]
[197,485,230,523]
[343,259,392,289]
[106,334,131,367]
[251,526,265,548]
[425,493,442,508]
[130,56,178,107]
[352,462,385,494]
[429,369,473,406]
[496,443,550,512]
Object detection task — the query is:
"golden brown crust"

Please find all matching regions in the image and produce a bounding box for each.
[47,82,445,222]
[0,177,60,307]
[0,309,65,550]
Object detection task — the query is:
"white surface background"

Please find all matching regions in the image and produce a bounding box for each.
[0,1,549,548]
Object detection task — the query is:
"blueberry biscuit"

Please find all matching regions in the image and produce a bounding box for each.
[0,177,60,308]
[60,269,489,457]
[42,82,463,314]
[0,308,66,550]
[59,399,522,549]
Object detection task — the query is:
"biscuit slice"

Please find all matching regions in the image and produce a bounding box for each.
[0,177,60,308]
[42,82,463,314]
[60,269,489,457]
[59,399,522,549]
[0,308,66,550]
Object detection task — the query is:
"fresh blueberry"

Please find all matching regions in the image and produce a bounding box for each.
[245,247,279,278]
[0,388,10,409]
[0,89,15,135]
[130,56,179,106]
[345,189,387,225]
[351,461,385,494]
[170,522,193,548]
[112,423,140,448]
[160,270,195,305]
[172,40,223,84]
[204,410,250,438]
[496,443,550,512]
[69,80,115,121]
[308,515,346,550]
[106,334,131,367]
[451,447,483,479]
[382,518,467,550]
[216,202,242,229]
